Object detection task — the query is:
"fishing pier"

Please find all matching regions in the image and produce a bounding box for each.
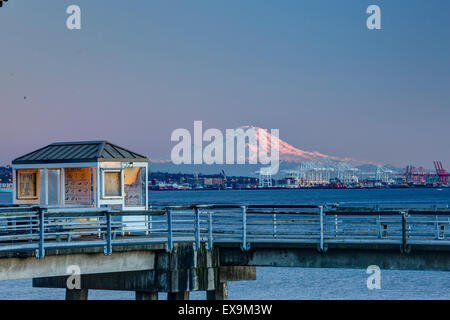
[0,203,449,300]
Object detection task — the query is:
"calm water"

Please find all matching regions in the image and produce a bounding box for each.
[0,189,449,300]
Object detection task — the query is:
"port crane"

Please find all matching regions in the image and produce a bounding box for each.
[405,165,434,184]
[433,161,450,185]
[404,161,450,185]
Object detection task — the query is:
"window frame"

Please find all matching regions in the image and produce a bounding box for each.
[16,170,39,200]
[101,169,123,199]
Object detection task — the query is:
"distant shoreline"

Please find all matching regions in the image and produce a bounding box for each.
[148,185,450,191]
[0,184,449,195]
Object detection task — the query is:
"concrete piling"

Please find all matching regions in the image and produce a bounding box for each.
[65,288,88,300]
[135,291,158,300]
[31,244,259,300]
[207,282,228,300]
[167,291,190,300]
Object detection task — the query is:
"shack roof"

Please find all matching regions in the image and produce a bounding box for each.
[12,141,148,164]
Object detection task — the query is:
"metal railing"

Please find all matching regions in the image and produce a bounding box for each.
[0,204,449,259]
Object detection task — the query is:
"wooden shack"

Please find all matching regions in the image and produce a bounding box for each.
[11,141,149,211]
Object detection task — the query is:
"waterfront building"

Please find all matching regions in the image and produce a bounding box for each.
[11,141,149,211]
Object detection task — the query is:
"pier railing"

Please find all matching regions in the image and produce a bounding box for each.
[0,204,449,258]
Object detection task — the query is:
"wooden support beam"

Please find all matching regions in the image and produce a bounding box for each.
[219,266,256,282]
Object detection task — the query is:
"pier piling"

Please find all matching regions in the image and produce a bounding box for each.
[207,282,228,300]
[65,288,88,300]
[136,291,158,300]
[167,291,190,300]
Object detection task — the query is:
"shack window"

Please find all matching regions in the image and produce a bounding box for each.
[124,167,146,207]
[47,169,61,206]
[103,170,122,198]
[17,171,38,200]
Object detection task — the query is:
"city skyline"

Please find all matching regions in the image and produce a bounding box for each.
[1,0,449,167]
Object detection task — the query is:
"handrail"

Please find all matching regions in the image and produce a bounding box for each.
[0,204,449,259]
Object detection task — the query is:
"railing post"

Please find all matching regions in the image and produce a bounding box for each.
[194,207,200,250]
[319,205,325,252]
[29,212,33,242]
[401,211,410,254]
[104,211,112,256]
[206,210,213,250]
[273,208,277,238]
[146,214,152,235]
[166,208,173,252]
[435,215,439,240]
[334,214,338,238]
[377,214,382,238]
[241,206,250,251]
[35,207,45,259]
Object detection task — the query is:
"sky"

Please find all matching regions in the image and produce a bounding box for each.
[0,0,449,168]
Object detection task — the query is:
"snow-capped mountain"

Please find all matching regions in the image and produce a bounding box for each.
[242,125,376,166]
[149,126,398,176]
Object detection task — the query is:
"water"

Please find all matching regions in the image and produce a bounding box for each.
[1,189,449,300]
[2,188,450,207]
[0,193,13,204]
[148,188,450,207]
